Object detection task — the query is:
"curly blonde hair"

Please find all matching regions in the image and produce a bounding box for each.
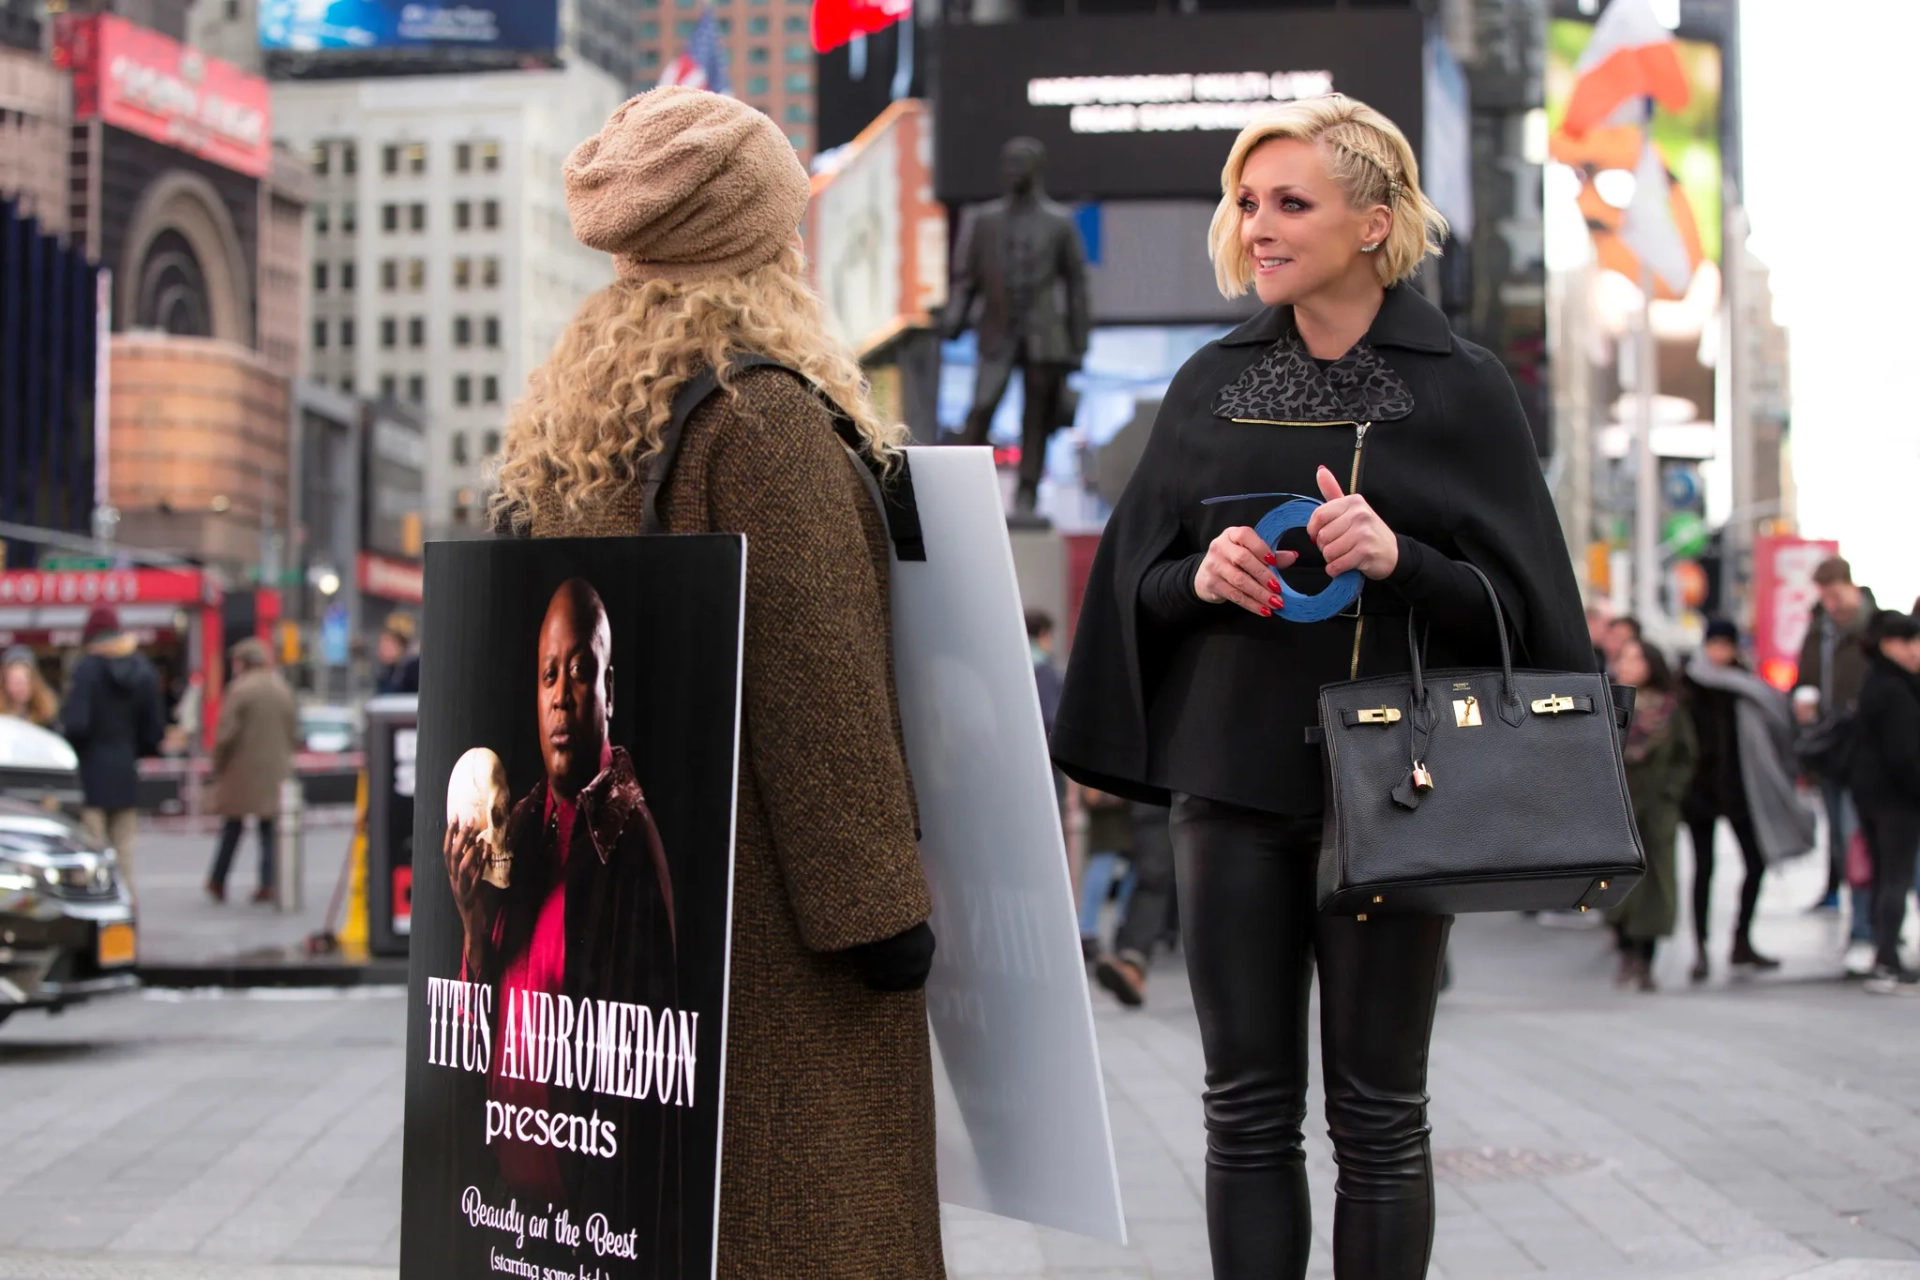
[491,242,900,533]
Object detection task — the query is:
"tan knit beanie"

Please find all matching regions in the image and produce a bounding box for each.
[564,86,810,285]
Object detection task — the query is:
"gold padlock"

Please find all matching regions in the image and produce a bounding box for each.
[1411,762,1434,792]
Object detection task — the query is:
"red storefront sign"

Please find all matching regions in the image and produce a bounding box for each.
[1750,535,1840,691]
[0,567,212,608]
[359,552,424,604]
[55,14,272,178]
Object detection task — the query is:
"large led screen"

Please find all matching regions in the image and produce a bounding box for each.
[259,1,559,55]
[933,11,1424,204]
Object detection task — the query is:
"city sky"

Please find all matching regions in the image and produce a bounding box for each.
[1743,0,1920,611]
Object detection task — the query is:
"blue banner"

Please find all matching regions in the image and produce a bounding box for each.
[259,1,559,53]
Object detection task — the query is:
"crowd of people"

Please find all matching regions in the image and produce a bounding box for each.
[0,605,303,907]
[1588,557,1920,996]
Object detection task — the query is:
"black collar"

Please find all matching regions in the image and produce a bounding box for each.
[1220,283,1453,355]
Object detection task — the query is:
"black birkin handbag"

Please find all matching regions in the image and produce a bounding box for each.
[1311,565,1645,917]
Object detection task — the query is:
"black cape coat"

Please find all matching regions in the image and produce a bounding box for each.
[1052,285,1593,815]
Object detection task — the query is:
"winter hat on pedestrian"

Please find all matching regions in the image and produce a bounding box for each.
[563,86,810,286]
[1,645,33,670]
[1703,618,1740,645]
[82,606,121,643]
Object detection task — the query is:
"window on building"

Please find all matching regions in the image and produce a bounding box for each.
[225,0,240,21]
[342,142,357,175]
[483,429,501,455]
[455,375,473,406]
[382,203,399,232]
[407,142,427,174]
[380,373,397,399]
[482,256,500,287]
[313,261,329,292]
[639,18,659,35]
[380,317,397,348]
[342,201,358,233]
[313,318,328,349]
[480,141,500,172]
[784,103,810,123]
[455,142,472,173]
[482,375,500,405]
[341,260,356,291]
[409,203,426,232]
[407,258,425,290]
[675,18,695,35]
[407,374,425,403]
[676,0,695,8]
[383,144,400,174]
[788,132,807,149]
[315,203,330,235]
[408,316,425,348]
[455,200,471,231]
[785,72,809,92]
[340,318,356,348]
[719,16,734,32]
[453,487,474,526]
[380,259,398,291]
[783,13,805,31]
[786,42,809,62]
[483,315,500,347]
[482,199,499,230]
[452,433,470,465]
[747,74,768,94]
[340,375,355,394]
[454,315,472,346]
[311,143,330,176]
[454,257,472,288]
[749,45,769,63]
[749,15,769,32]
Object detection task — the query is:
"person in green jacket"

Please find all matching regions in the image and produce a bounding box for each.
[1609,634,1699,991]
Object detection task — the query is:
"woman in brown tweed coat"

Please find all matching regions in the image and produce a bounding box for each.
[491,87,943,1279]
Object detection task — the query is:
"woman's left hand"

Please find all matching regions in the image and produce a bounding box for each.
[1307,467,1400,580]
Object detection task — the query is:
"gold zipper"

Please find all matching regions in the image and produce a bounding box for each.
[1348,422,1371,678]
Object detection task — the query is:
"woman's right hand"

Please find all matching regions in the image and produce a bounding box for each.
[1195,526,1296,617]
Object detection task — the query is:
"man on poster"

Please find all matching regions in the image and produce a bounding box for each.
[443,577,683,1271]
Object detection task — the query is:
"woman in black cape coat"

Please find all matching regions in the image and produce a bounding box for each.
[1052,97,1591,1279]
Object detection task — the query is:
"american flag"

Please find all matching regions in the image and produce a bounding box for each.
[657,4,731,95]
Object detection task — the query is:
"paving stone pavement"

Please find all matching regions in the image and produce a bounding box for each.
[1,831,1916,1279]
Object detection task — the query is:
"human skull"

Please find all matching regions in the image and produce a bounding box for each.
[447,747,512,889]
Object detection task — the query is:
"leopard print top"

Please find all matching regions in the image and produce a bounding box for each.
[1212,324,1415,424]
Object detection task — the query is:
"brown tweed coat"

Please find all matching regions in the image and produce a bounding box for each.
[528,365,944,1280]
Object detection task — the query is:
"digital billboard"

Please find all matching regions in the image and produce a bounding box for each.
[259,1,559,55]
[933,11,1424,204]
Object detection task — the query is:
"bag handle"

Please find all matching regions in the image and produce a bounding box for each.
[642,355,926,560]
[1404,562,1520,726]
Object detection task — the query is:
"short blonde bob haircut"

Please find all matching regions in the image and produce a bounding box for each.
[1208,93,1449,297]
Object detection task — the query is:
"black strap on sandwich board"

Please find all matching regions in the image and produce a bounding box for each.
[641,354,926,561]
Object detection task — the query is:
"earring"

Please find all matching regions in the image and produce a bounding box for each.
[1360,243,1380,253]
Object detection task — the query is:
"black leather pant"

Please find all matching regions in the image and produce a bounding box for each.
[1172,794,1451,1280]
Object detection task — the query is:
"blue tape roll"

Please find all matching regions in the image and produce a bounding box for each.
[1253,497,1361,623]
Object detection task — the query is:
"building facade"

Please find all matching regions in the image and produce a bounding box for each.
[0,45,66,235]
[271,62,625,536]
[636,0,818,155]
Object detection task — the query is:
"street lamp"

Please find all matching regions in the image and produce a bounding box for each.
[315,569,341,597]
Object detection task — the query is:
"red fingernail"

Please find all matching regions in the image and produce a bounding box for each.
[1265,553,1276,565]
[1270,594,1283,608]
[1260,606,1273,617]
[1268,578,1280,592]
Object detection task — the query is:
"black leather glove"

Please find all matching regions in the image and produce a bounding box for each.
[840,921,936,992]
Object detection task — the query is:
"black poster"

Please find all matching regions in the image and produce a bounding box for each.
[400,536,745,1279]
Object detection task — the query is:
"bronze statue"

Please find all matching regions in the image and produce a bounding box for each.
[941,137,1090,517]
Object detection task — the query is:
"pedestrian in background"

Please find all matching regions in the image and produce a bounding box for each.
[374,612,420,695]
[488,87,942,1277]
[1076,785,1134,960]
[1607,636,1697,991]
[1682,619,1816,981]
[1792,557,1877,969]
[1,645,58,727]
[205,638,298,904]
[1849,610,1920,994]
[60,607,166,895]
[1094,801,1175,1007]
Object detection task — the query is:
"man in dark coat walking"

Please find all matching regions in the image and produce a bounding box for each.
[943,136,1090,515]
[60,606,166,898]
[1793,557,1876,940]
